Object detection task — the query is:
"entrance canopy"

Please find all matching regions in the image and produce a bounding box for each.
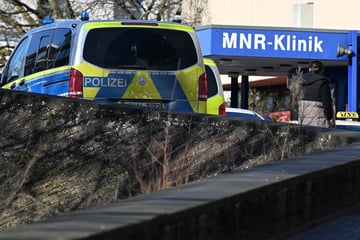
[196,25,359,112]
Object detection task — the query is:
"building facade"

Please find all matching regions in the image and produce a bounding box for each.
[182,0,360,116]
[183,0,360,30]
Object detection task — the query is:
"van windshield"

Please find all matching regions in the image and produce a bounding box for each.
[83,28,198,70]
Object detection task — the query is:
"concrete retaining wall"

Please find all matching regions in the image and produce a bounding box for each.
[1,143,360,239]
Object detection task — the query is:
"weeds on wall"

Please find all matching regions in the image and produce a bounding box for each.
[131,113,194,193]
[0,90,357,229]
[130,113,309,194]
[128,107,351,196]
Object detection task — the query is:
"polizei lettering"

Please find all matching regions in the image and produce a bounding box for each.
[222,32,324,52]
[84,77,127,87]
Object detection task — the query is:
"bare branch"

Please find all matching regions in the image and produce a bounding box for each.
[64,0,75,18]
[48,0,62,18]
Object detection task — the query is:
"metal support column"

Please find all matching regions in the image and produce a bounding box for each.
[241,75,249,109]
[229,72,239,108]
[348,30,358,112]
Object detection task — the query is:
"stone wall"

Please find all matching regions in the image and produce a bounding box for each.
[1,143,360,239]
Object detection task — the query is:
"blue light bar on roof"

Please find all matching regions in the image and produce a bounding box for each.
[80,11,89,21]
[40,18,54,25]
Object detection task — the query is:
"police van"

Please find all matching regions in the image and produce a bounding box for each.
[204,58,226,116]
[0,14,208,114]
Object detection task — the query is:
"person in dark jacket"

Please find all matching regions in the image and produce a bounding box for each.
[298,60,334,128]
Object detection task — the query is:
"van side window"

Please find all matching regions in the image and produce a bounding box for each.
[2,37,30,84]
[34,34,52,73]
[48,29,71,68]
[24,28,71,76]
[25,30,54,76]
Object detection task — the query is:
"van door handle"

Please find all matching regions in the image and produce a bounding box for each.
[18,79,25,86]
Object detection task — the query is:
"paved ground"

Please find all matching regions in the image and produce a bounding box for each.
[289,208,360,240]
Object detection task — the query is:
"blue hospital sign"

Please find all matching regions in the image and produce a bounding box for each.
[197,27,350,60]
[196,26,359,112]
[222,33,324,52]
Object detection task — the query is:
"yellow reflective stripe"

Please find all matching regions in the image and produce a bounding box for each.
[207,95,225,115]
[83,87,100,100]
[175,65,205,112]
[2,81,18,89]
[75,62,109,77]
[82,21,195,33]
[75,62,110,99]
[83,22,122,30]
[204,58,216,67]
[175,65,203,101]
[122,72,162,100]
[30,66,72,78]
[157,22,195,32]
[2,66,72,89]
[198,101,207,113]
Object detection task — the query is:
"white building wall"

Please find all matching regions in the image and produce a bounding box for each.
[207,0,293,27]
[182,0,360,85]
[186,0,360,30]
[313,0,360,30]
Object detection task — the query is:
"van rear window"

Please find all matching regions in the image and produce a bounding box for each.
[83,28,198,70]
[206,65,218,98]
